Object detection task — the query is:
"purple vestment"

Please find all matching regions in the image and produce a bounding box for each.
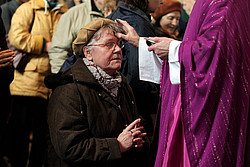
[151,0,250,166]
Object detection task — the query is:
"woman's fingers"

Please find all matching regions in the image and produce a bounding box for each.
[133,138,145,148]
[0,56,13,64]
[124,118,141,132]
[0,49,15,58]
[0,61,12,68]
[118,119,147,153]
[130,127,144,136]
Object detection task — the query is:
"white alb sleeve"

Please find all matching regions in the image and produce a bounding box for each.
[169,40,181,85]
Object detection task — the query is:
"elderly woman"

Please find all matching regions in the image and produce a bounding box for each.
[151,0,182,39]
[107,0,164,138]
[46,18,149,167]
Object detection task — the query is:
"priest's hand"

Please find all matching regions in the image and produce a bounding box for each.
[148,37,174,60]
[115,19,140,48]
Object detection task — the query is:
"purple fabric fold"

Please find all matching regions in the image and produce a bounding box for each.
[151,0,250,166]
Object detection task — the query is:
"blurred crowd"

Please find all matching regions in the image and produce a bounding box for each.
[0,0,191,166]
[1,0,249,167]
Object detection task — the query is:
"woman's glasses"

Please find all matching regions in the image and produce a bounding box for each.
[87,40,125,50]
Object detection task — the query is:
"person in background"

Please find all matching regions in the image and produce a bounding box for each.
[0,0,7,5]
[64,0,85,9]
[0,7,15,167]
[46,18,149,167]
[177,3,188,39]
[103,0,117,17]
[151,0,182,40]
[107,0,163,137]
[1,0,29,34]
[1,0,29,81]
[115,0,250,165]
[6,0,67,166]
[49,0,103,74]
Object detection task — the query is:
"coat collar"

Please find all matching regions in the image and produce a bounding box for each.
[70,58,127,88]
[87,0,104,17]
[31,0,67,13]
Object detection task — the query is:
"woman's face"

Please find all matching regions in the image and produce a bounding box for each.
[160,11,181,34]
[94,0,104,10]
[84,29,123,75]
[148,0,164,13]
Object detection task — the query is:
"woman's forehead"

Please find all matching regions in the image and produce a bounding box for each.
[99,30,119,41]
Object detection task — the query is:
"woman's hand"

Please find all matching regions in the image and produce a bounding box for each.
[115,19,140,48]
[44,42,51,53]
[148,37,174,60]
[0,49,15,68]
[117,118,147,153]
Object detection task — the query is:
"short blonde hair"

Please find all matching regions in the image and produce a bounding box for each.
[103,0,118,13]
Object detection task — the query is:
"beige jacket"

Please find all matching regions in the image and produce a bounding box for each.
[48,0,103,74]
[8,0,67,99]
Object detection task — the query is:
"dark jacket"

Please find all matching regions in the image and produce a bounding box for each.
[46,59,149,167]
[108,1,159,136]
[0,8,13,85]
[0,0,19,34]
[0,7,14,159]
[0,7,13,99]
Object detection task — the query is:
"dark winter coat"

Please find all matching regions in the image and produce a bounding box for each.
[0,8,13,86]
[0,0,19,34]
[47,59,150,167]
[0,7,13,110]
[0,7,13,159]
[108,1,160,136]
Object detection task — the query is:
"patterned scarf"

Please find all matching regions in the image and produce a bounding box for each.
[83,58,122,99]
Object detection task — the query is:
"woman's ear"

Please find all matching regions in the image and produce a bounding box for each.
[83,46,93,61]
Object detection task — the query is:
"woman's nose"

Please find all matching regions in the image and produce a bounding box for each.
[172,19,179,26]
[113,43,122,52]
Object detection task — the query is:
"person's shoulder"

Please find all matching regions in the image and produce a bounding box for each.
[14,0,31,12]
[10,1,31,18]
[1,0,19,12]
[109,8,142,23]
[1,0,12,8]
[0,1,8,9]
[68,0,90,12]
[110,13,153,36]
[61,1,90,18]
[44,72,73,90]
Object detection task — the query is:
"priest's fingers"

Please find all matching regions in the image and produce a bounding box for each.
[148,37,174,60]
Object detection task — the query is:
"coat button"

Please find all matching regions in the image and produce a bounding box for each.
[98,93,102,97]
[131,101,134,104]
[118,105,121,109]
